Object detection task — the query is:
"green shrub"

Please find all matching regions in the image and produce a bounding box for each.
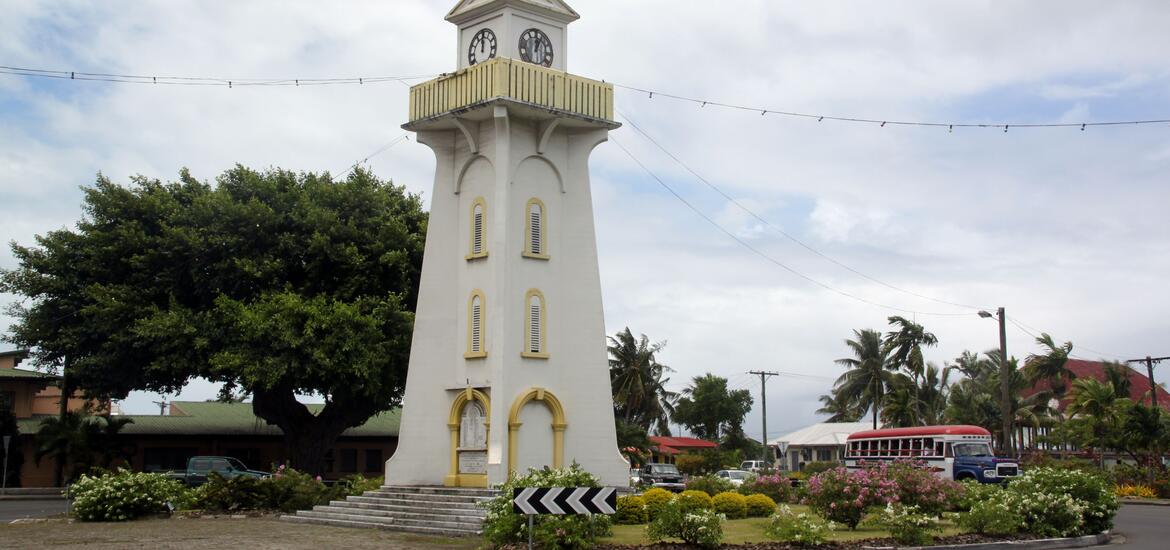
[641,487,675,520]
[69,469,190,521]
[737,473,793,503]
[764,504,835,545]
[711,491,747,519]
[958,493,1026,535]
[646,500,724,549]
[264,467,337,513]
[337,474,383,497]
[480,465,612,550]
[867,503,941,546]
[676,489,713,512]
[955,479,1004,512]
[744,493,776,517]
[616,495,648,525]
[801,461,839,476]
[193,473,269,512]
[685,474,735,496]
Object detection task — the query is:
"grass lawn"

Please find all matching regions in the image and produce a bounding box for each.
[0,516,481,550]
[602,504,966,546]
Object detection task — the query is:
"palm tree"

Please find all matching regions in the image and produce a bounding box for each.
[91,414,135,468]
[882,374,920,427]
[884,316,938,384]
[1102,362,1133,399]
[1067,378,1130,468]
[832,329,894,429]
[816,391,864,422]
[1024,334,1075,454]
[608,327,678,435]
[34,411,95,484]
[1023,333,1075,404]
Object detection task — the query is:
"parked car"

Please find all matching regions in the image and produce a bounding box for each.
[740,460,767,472]
[167,456,270,487]
[715,469,752,487]
[640,462,685,492]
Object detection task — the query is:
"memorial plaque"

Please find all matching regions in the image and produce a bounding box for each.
[459,451,488,474]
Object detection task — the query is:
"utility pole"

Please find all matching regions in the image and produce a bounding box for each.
[748,371,778,467]
[979,308,1011,456]
[153,399,169,416]
[1126,356,1170,408]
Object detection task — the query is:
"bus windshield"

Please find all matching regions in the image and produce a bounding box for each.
[952,443,992,457]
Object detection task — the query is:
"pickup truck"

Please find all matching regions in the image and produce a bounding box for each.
[167,456,270,487]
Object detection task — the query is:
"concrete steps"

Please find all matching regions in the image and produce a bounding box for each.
[282,485,497,537]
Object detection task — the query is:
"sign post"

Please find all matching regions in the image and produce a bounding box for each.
[2,435,11,495]
[512,487,618,550]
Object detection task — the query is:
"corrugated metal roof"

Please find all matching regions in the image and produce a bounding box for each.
[12,401,400,437]
[0,368,59,381]
[769,422,872,447]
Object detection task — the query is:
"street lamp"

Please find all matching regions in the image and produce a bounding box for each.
[978,308,1012,456]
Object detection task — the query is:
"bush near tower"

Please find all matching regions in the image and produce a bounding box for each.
[1,167,426,475]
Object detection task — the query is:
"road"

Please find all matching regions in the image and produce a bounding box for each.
[1114,503,1170,550]
[0,499,69,522]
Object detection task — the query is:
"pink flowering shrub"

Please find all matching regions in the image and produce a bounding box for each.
[804,466,898,529]
[804,461,964,529]
[738,473,795,503]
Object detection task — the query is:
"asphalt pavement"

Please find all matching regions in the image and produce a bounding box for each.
[0,498,69,522]
[1113,503,1170,550]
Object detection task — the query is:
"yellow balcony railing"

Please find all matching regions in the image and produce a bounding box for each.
[408,58,614,123]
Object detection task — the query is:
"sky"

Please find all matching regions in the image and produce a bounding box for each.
[1,0,1168,440]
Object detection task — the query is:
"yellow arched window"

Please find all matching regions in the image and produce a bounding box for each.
[523,198,548,259]
[466,290,486,358]
[522,289,548,359]
[467,197,488,260]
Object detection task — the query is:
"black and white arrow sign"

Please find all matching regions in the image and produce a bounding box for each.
[512,487,617,515]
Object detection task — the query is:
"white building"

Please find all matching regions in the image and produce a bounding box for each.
[769,422,871,472]
[384,0,629,488]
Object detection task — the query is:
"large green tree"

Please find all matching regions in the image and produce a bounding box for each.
[672,373,753,441]
[608,327,677,435]
[2,167,426,474]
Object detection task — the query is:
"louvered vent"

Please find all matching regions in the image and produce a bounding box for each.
[471,296,483,352]
[529,205,542,254]
[528,298,542,353]
[472,205,484,255]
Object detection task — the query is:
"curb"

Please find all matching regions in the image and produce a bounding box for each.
[1118,498,1170,507]
[862,533,1111,550]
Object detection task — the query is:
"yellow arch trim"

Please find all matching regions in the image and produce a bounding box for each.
[466,196,488,260]
[507,387,567,476]
[522,197,550,260]
[465,289,487,359]
[445,388,491,487]
[521,288,548,359]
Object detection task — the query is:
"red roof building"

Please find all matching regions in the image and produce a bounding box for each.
[647,435,718,463]
[1020,359,1170,412]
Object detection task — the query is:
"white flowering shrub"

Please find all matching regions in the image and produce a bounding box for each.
[764,504,836,545]
[960,467,1117,538]
[867,503,941,546]
[68,469,191,521]
[646,500,724,549]
[480,465,612,550]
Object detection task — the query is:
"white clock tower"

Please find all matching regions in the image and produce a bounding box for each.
[384,0,629,488]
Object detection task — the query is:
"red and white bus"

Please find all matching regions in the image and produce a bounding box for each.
[844,425,1020,483]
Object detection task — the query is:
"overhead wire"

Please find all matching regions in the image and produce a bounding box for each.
[609,135,980,318]
[333,134,411,177]
[613,83,1170,131]
[4,64,1169,130]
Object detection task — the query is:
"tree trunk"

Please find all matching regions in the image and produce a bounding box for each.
[251,385,382,477]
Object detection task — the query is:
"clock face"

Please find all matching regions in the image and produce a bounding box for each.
[518,28,554,68]
[468,29,497,66]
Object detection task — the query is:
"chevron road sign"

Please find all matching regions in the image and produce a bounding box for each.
[512,487,618,515]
